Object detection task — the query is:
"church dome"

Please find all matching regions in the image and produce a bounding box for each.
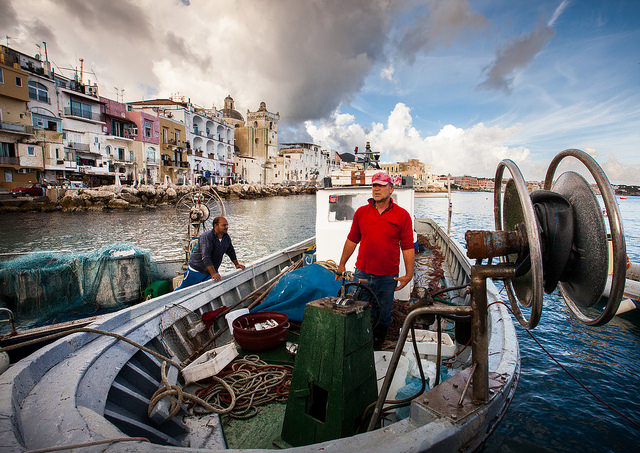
[222,95,244,123]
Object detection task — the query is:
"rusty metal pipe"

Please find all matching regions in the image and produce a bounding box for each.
[469,264,516,403]
[465,228,527,260]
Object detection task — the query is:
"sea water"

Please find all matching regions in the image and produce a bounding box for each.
[1,192,639,451]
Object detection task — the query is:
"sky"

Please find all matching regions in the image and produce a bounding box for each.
[2,0,639,183]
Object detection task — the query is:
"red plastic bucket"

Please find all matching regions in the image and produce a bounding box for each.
[232,312,289,351]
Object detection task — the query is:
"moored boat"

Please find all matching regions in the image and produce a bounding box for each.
[0,148,627,452]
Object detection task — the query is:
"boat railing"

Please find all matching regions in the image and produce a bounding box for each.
[0,308,16,335]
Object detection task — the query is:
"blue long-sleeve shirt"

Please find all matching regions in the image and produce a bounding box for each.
[188,229,238,274]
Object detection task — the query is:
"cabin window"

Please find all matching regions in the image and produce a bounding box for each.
[328,193,398,222]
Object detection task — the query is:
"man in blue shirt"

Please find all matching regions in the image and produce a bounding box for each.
[175,216,245,290]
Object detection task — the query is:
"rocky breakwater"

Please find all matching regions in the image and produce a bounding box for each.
[0,184,317,213]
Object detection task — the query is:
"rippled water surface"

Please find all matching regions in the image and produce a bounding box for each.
[1,192,639,451]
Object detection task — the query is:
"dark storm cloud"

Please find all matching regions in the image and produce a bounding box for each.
[0,1,18,30]
[237,0,399,123]
[24,20,59,55]
[164,32,210,70]
[397,0,487,64]
[59,0,153,39]
[478,22,555,94]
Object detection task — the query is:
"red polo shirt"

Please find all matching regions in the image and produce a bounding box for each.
[347,198,414,276]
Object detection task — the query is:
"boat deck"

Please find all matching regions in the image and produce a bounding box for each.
[180,243,456,450]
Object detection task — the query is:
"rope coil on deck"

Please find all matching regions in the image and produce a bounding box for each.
[148,361,236,420]
[191,355,293,419]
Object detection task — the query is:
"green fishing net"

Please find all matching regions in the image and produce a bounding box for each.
[0,243,159,332]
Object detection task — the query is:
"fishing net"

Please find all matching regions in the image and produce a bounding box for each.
[159,304,215,363]
[0,243,159,332]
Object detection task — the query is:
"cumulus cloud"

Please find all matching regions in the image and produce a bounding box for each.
[306,103,531,177]
[601,154,640,186]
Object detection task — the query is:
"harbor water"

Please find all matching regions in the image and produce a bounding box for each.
[1,192,639,451]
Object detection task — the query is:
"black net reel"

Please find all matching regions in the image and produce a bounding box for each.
[467,149,626,328]
[338,281,382,328]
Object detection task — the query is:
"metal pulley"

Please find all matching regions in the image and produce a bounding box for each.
[465,149,626,328]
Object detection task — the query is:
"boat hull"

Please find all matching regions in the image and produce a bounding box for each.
[0,220,520,452]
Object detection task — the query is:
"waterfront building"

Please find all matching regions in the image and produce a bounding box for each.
[0,46,41,190]
[277,142,338,184]
[158,115,188,184]
[235,155,263,184]
[56,71,111,186]
[380,162,400,181]
[382,158,442,189]
[129,98,235,185]
[16,49,64,185]
[125,110,160,184]
[189,104,234,185]
[230,99,280,184]
[100,96,138,184]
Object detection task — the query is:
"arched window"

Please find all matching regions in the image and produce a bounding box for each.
[147,146,156,163]
[105,145,112,155]
[28,81,49,102]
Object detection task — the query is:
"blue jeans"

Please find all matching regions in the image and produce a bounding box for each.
[175,267,210,291]
[353,268,398,327]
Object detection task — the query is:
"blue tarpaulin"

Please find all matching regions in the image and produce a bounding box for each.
[251,263,342,322]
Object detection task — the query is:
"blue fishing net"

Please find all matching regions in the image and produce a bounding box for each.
[0,243,159,332]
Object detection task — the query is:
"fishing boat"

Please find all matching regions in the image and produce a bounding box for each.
[0,148,626,452]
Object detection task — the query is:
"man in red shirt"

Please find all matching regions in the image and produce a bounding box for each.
[337,172,414,348]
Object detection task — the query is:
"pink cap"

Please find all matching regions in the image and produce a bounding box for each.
[372,172,393,186]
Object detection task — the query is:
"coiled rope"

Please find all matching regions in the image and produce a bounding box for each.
[148,361,236,420]
[191,355,292,419]
[317,259,354,282]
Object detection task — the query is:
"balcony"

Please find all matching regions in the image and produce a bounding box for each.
[67,142,91,152]
[146,158,159,165]
[0,121,34,136]
[63,107,102,122]
[0,156,20,165]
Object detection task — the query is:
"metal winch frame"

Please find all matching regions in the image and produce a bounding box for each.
[368,149,626,430]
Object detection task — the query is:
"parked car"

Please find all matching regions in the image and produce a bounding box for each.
[10,183,46,197]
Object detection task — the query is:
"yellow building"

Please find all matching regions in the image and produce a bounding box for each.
[225,98,280,184]
[0,51,41,190]
[158,116,187,184]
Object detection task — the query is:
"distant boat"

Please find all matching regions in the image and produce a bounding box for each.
[620,196,627,199]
